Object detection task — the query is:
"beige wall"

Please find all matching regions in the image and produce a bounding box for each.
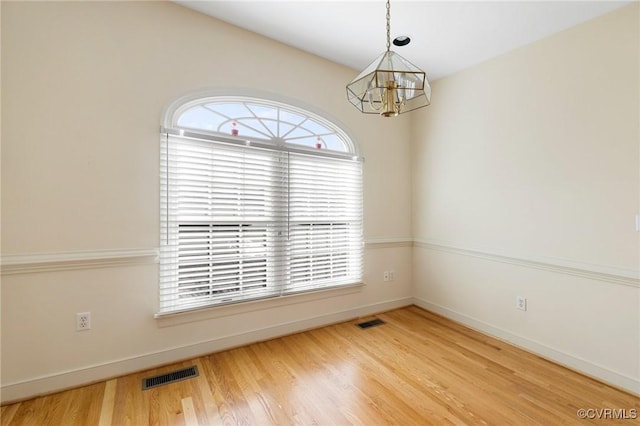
[2,0,639,402]
[1,1,413,402]
[412,3,640,393]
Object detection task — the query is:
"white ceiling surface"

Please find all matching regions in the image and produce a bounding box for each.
[175,1,632,81]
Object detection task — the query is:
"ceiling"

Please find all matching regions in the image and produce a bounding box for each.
[175,0,632,81]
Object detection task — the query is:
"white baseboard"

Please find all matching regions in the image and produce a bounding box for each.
[412,297,640,396]
[0,297,413,404]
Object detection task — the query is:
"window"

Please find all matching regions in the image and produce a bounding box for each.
[159,96,363,314]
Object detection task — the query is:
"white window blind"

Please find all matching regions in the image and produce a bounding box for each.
[160,134,363,314]
[288,154,362,291]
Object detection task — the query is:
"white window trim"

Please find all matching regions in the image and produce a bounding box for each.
[162,89,361,158]
[158,92,363,316]
[154,282,365,326]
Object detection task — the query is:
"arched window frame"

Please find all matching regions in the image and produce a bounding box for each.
[162,93,361,160]
[158,92,363,315]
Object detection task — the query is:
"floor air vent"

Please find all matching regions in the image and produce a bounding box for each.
[357,318,385,329]
[142,366,199,390]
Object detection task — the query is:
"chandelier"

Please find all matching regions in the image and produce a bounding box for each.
[346,0,431,117]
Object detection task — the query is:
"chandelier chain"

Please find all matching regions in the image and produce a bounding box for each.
[386,0,391,51]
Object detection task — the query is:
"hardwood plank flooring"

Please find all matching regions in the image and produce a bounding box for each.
[2,306,639,425]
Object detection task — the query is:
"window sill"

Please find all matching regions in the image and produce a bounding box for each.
[154,282,365,328]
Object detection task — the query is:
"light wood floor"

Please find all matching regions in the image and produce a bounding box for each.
[2,306,639,425]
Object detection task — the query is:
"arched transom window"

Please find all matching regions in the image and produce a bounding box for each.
[159,95,363,315]
[170,96,356,154]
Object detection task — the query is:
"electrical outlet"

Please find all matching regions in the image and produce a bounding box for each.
[516,296,527,311]
[76,312,91,331]
[389,270,395,281]
[383,271,390,282]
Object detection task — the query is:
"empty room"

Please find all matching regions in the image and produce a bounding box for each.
[1,0,639,424]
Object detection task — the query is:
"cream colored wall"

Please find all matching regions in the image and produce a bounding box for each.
[3,0,638,402]
[0,1,413,402]
[412,4,640,393]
